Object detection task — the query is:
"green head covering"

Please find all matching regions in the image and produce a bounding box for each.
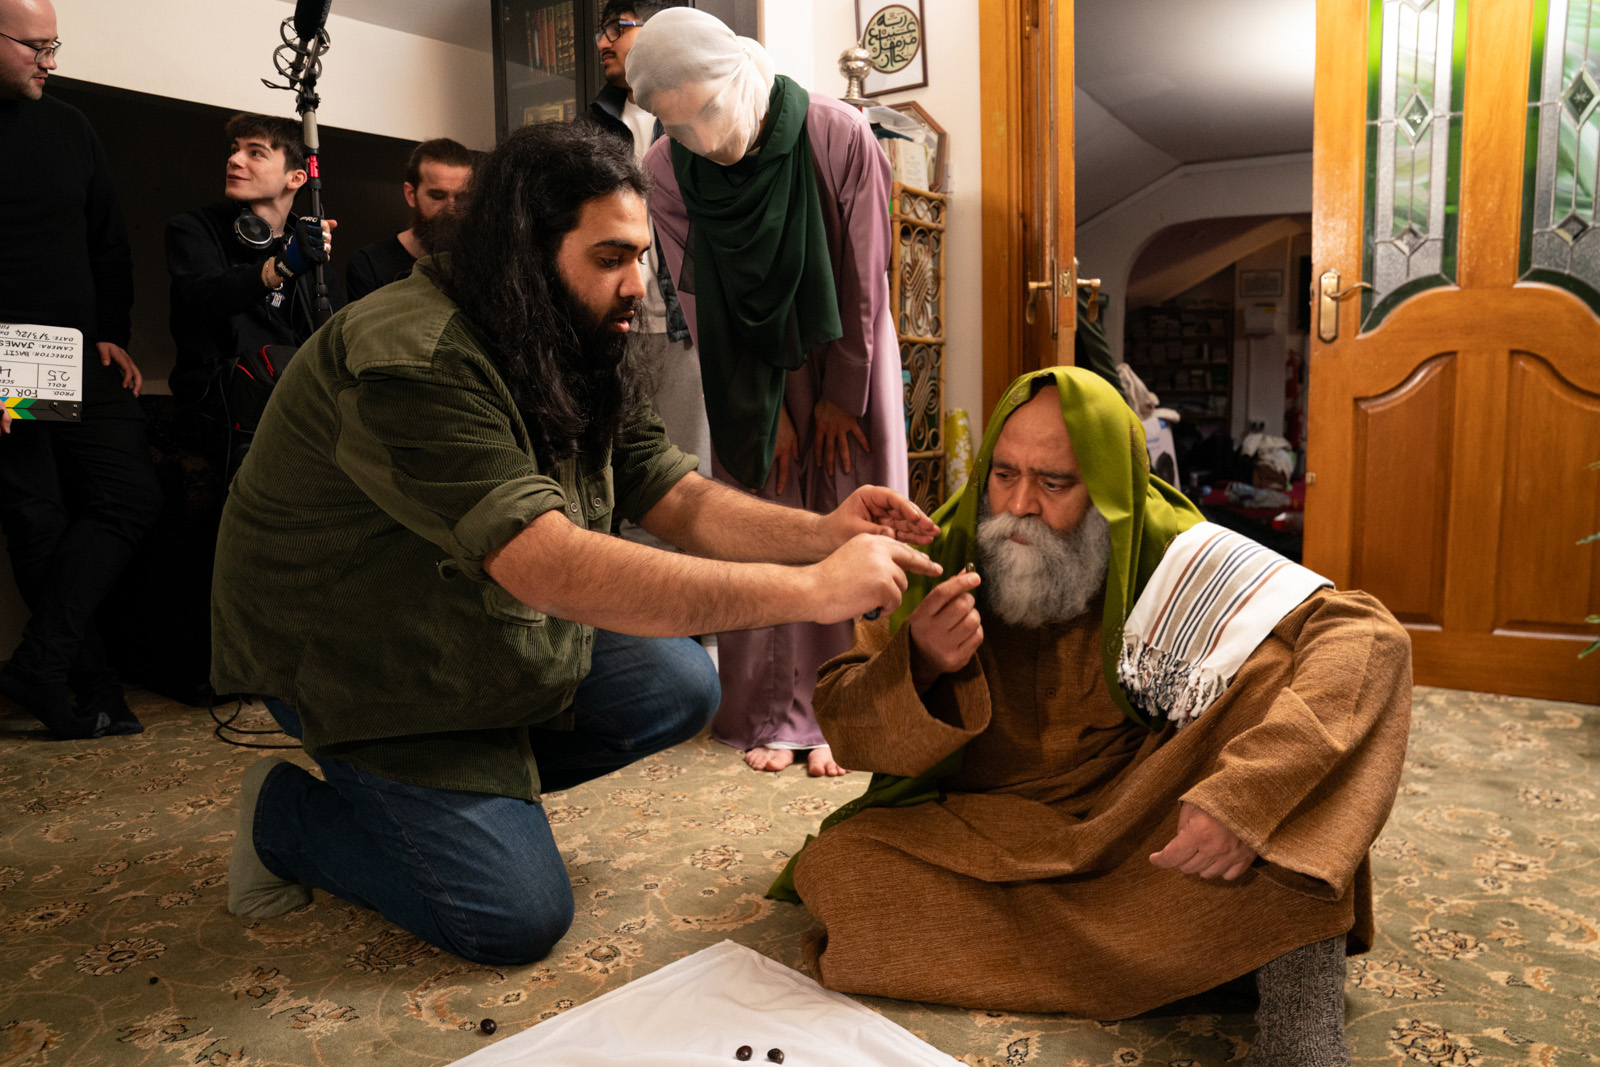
[768,366,1203,903]
[893,365,1204,724]
[671,75,843,490]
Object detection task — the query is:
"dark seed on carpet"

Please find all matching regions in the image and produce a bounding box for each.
[479,1018,497,1035]
[736,1047,752,1061]
[767,1050,784,1063]
[148,976,158,984]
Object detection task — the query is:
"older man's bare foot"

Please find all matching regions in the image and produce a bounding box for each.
[745,746,795,772]
[807,746,848,777]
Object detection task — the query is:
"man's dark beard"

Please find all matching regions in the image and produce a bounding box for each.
[526,272,642,457]
[551,274,637,374]
[411,210,459,257]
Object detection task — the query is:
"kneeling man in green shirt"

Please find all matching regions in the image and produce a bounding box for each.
[211,120,940,965]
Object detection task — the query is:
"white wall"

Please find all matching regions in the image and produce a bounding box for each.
[1232,240,1289,439]
[56,0,495,148]
[1076,153,1313,367]
[762,0,985,435]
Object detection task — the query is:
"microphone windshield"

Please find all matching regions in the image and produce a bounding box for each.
[293,0,332,40]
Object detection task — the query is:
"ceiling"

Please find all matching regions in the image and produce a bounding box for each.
[1075,0,1316,223]
[281,0,1317,225]
[273,0,493,53]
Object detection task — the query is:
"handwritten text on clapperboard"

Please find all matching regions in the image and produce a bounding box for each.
[0,322,83,405]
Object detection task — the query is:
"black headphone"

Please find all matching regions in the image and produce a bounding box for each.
[234,210,274,250]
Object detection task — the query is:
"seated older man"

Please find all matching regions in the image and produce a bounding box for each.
[775,367,1412,1067]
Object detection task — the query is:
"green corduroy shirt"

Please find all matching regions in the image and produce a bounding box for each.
[210,260,698,800]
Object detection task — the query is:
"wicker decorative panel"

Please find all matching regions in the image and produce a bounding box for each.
[908,454,945,514]
[890,182,947,515]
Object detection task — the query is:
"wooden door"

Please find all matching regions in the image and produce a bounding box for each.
[979,0,1076,416]
[1306,0,1600,703]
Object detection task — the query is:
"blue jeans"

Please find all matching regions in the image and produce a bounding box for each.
[252,630,718,966]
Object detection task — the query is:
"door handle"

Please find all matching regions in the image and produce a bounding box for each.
[1078,274,1102,323]
[1026,254,1057,334]
[1317,269,1372,342]
[1025,279,1051,325]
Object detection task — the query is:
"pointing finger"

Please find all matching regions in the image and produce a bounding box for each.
[892,545,944,577]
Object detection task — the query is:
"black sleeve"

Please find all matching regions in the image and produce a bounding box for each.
[1074,286,1127,402]
[82,120,133,349]
[320,258,347,314]
[165,211,271,319]
[345,248,380,302]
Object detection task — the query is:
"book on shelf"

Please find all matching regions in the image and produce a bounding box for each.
[515,9,534,69]
[555,1,575,75]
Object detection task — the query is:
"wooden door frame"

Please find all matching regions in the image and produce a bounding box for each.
[979,0,1074,421]
[979,3,1029,420]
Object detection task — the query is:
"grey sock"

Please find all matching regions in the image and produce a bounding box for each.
[1245,933,1352,1067]
[228,757,312,919]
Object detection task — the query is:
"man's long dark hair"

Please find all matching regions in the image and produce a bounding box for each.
[431,121,648,466]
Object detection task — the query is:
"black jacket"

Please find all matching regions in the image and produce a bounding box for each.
[164,200,343,405]
[586,84,690,342]
[0,95,135,410]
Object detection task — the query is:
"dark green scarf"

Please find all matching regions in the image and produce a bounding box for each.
[769,366,1204,902]
[671,75,842,489]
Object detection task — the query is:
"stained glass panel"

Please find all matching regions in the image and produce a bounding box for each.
[1363,0,1466,330]
[1521,0,1600,314]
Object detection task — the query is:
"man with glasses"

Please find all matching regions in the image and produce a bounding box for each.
[585,0,712,552]
[0,0,161,738]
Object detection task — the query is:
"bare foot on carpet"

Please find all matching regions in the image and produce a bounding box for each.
[744,745,796,772]
[807,746,848,777]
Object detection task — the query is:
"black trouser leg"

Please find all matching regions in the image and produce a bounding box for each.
[0,415,160,692]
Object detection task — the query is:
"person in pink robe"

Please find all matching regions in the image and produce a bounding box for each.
[630,9,908,776]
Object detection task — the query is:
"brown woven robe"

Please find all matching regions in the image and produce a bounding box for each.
[792,587,1412,1017]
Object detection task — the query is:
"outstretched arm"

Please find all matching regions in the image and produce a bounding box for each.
[486,510,940,637]
[638,472,937,563]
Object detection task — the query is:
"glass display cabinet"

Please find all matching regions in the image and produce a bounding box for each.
[491,0,757,141]
[492,0,598,138]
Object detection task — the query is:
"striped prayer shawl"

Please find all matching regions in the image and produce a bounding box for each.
[1117,522,1332,727]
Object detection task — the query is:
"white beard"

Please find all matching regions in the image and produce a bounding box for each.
[976,502,1112,628]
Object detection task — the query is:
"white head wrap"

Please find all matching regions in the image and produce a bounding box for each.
[626,7,777,165]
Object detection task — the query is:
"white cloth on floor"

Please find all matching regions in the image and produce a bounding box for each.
[444,940,963,1067]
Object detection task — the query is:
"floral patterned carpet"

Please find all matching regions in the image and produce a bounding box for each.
[0,685,1596,1067]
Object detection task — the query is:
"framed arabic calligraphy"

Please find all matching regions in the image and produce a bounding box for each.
[855,1,927,97]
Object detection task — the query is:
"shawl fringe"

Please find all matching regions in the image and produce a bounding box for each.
[1117,633,1228,728]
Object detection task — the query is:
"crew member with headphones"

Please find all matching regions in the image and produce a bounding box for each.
[138,113,339,707]
[165,111,339,451]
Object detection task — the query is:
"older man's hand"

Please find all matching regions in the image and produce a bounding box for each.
[906,567,983,692]
[1148,801,1257,880]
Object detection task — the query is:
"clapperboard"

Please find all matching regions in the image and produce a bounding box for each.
[0,322,83,422]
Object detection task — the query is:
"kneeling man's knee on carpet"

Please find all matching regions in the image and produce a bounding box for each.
[432,887,575,967]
